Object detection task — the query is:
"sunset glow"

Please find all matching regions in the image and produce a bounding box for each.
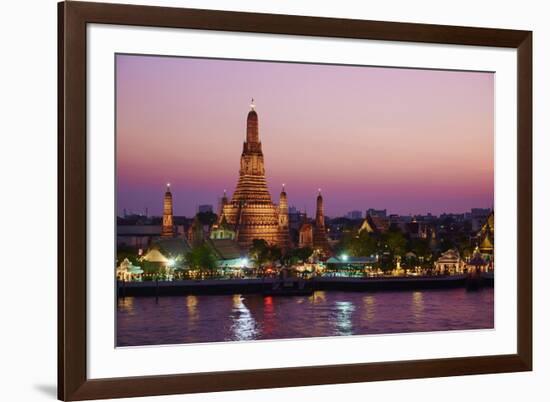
[116,54,494,217]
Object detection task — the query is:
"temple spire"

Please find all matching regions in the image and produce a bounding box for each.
[316,189,324,228]
[278,184,289,248]
[161,183,174,238]
[246,99,259,143]
[313,189,330,253]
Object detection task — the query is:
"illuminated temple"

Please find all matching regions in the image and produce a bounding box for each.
[215,101,290,249]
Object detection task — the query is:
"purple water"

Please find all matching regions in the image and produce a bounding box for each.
[116,288,493,346]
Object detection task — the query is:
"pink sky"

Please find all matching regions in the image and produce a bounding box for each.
[116,54,494,217]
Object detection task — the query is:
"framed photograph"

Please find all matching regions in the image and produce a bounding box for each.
[58,1,532,400]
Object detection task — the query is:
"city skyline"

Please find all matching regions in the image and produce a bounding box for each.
[116,55,494,217]
[119,195,491,220]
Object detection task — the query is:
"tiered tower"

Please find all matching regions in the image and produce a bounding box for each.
[298,211,313,249]
[161,183,174,238]
[278,185,290,249]
[312,189,330,252]
[219,100,289,249]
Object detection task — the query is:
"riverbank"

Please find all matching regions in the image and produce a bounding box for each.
[117,274,493,297]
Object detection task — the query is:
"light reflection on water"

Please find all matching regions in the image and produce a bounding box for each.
[117,288,494,347]
[363,295,376,323]
[412,291,424,321]
[334,301,355,335]
[230,295,258,341]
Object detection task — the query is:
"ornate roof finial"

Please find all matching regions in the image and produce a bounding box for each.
[250,97,255,110]
[318,188,322,195]
[282,183,286,192]
[166,182,171,191]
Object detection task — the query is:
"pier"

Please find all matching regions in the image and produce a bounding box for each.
[117,274,493,297]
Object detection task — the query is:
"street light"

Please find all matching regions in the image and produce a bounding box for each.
[341,254,349,262]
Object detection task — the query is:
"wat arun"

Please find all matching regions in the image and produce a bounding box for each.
[216,101,290,249]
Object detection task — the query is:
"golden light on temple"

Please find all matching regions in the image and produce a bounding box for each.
[216,102,289,249]
[161,182,174,238]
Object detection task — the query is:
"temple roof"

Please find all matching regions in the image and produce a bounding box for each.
[207,238,243,260]
[359,218,375,233]
[141,248,168,263]
[154,237,192,258]
[479,233,493,250]
[360,215,390,233]
[436,249,461,262]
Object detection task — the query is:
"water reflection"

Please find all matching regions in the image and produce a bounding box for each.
[334,301,355,335]
[186,295,199,322]
[229,294,258,341]
[310,290,326,304]
[118,296,134,314]
[411,291,424,321]
[117,288,494,346]
[363,295,376,322]
[262,296,275,337]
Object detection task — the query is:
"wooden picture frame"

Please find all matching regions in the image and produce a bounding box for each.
[58,1,532,400]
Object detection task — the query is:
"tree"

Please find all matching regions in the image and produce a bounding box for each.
[408,238,430,259]
[293,247,313,263]
[385,230,407,255]
[185,244,218,277]
[336,229,377,257]
[268,246,282,265]
[439,237,455,253]
[249,239,283,267]
[196,211,218,226]
[116,244,140,265]
[249,239,270,267]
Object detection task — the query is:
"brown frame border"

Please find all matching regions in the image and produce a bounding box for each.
[58,1,532,400]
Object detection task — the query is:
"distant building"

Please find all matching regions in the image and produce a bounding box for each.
[346,210,363,220]
[197,204,214,214]
[288,206,304,231]
[470,208,492,232]
[117,224,185,250]
[405,217,429,239]
[366,208,387,218]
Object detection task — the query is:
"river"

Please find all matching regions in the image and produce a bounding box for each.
[117,288,493,346]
